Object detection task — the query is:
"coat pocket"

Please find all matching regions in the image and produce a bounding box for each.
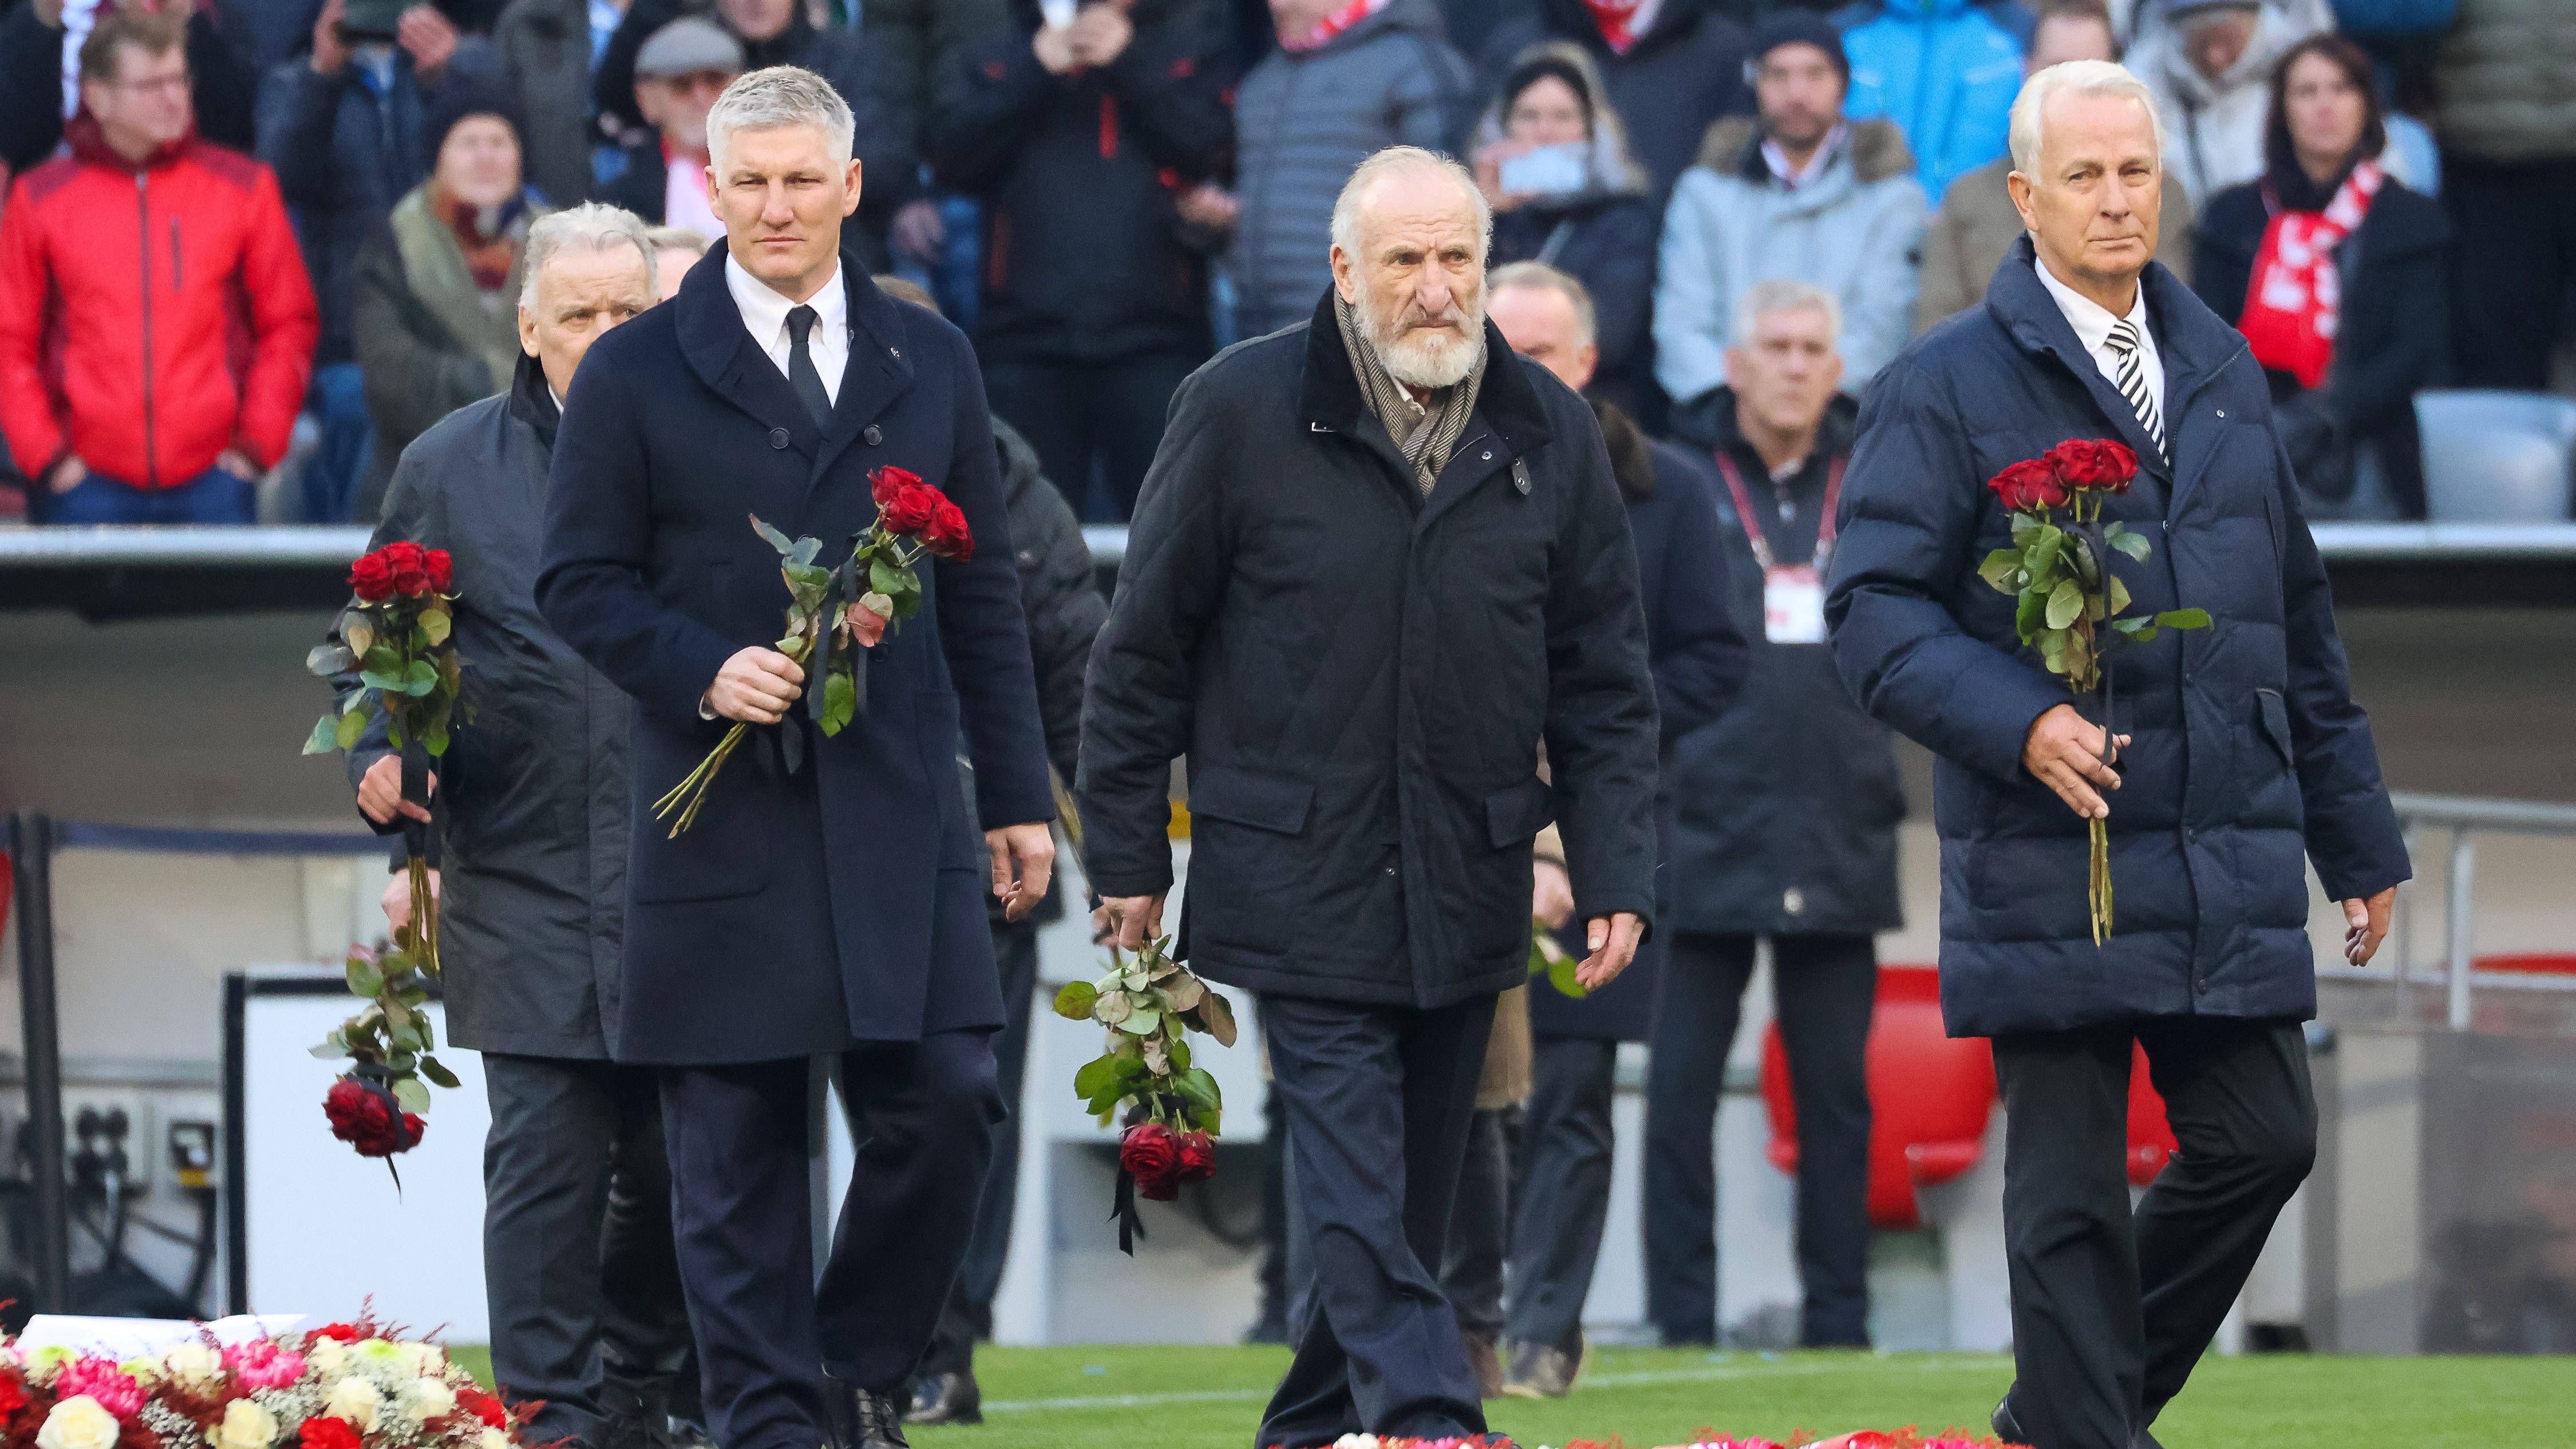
[1484,778,1555,850]
[1189,764,1315,835]
[2255,688,2295,773]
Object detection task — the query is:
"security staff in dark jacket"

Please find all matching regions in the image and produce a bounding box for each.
[1645,279,1897,1352]
[928,0,1234,522]
[1080,148,1661,1449]
[1826,62,2407,1449]
[349,204,697,1449]
[536,69,1056,1449]
[1481,262,1748,1397]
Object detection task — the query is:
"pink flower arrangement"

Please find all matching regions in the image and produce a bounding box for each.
[222,1339,308,1391]
[50,1360,141,1420]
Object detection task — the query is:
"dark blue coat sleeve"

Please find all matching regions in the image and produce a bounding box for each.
[1825,357,2067,784]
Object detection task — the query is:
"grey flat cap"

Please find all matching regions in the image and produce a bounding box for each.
[635,16,744,78]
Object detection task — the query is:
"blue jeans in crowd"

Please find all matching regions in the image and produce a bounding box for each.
[302,361,376,523]
[39,465,256,524]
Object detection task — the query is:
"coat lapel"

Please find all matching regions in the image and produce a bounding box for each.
[810,262,917,488]
[1985,239,2172,484]
[672,244,824,457]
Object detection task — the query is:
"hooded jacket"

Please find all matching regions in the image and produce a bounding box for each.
[2132,0,2325,206]
[1227,0,1472,339]
[1473,0,1752,202]
[1840,0,2025,203]
[1653,116,1927,405]
[0,121,317,488]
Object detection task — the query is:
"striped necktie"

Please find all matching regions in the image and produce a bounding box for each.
[2104,318,2167,458]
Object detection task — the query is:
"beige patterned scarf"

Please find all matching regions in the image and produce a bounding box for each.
[1334,291,1485,495]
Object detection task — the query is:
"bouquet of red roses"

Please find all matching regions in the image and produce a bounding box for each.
[301,541,466,1168]
[1977,439,2210,942]
[654,467,973,836]
[1054,934,1236,1251]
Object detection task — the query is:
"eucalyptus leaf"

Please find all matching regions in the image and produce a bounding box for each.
[2045,578,2084,630]
[308,643,357,677]
[335,709,370,750]
[1097,992,1132,1027]
[1160,973,1205,1012]
[404,659,439,695]
[1194,988,1238,1048]
[359,669,408,693]
[346,957,385,1000]
[2111,530,2152,562]
[1142,1037,1170,1076]
[392,1076,432,1114]
[305,715,340,756]
[1119,1006,1163,1037]
[2156,608,2212,630]
[750,515,797,557]
[793,536,823,567]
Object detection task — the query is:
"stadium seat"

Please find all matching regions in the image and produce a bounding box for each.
[2414,390,2576,522]
[1762,965,1997,1231]
[2475,954,2576,976]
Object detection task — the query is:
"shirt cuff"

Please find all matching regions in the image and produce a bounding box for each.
[698,693,717,721]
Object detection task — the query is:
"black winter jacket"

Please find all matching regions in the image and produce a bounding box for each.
[1476,0,1752,202]
[1079,294,1663,1008]
[1663,386,1903,939]
[2192,166,2450,518]
[1827,238,2411,1038]
[929,0,1232,365]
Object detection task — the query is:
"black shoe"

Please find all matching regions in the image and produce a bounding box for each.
[824,1380,910,1449]
[1992,1395,2032,1446]
[902,1371,981,1427]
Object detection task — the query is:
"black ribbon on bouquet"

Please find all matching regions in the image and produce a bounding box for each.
[2072,518,2119,772]
[398,742,432,859]
[807,530,872,731]
[1111,1167,1143,1257]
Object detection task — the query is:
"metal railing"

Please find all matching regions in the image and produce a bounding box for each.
[2317,791,2576,1029]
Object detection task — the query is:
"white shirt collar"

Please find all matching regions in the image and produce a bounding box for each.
[1763,123,1846,190]
[2033,251,2151,358]
[725,250,845,353]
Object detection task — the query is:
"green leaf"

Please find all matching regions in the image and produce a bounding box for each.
[1174,1067,1223,1116]
[1118,1005,1163,1037]
[792,536,823,567]
[404,659,439,695]
[334,708,370,750]
[1977,547,2022,593]
[750,514,797,557]
[307,643,357,677]
[1072,1054,1121,1102]
[2045,578,2084,629]
[1168,1038,1192,1073]
[2155,608,2212,630]
[342,614,376,657]
[1193,988,1239,1048]
[346,956,385,1000]
[870,556,913,598]
[304,715,340,756]
[817,668,856,737]
[359,669,408,693]
[419,608,451,646]
[1546,954,1588,1000]
[2010,512,2044,547]
[2026,526,2068,583]
[2014,586,2047,644]
[2107,575,2132,618]
[308,1040,349,1060]
[1053,981,1099,1021]
[2111,530,2152,562]
[2040,627,2069,674]
[1096,991,1132,1027]
[392,1076,432,1115]
[419,1056,460,1089]
[2111,618,2160,644]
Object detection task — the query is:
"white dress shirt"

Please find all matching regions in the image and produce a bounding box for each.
[726,252,848,406]
[2033,253,2166,425]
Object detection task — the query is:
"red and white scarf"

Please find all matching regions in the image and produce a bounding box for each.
[1583,0,1660,52]
[2239,159,2383,391]
[1281,0,1388,53]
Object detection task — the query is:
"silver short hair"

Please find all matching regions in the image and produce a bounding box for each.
[1329,146,1492,262]
[2009,58,2164,176]
[520,203,654,309]
[706,65,854,176]
[644,224,711,259]
[1731,278,1842,348]
[1490,260,1597,348]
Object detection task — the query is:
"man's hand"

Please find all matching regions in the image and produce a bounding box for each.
[381,867,440,933]
[396,3,459,79]
[987,822,1056,923]
[216,448,260,481]
[33,0,66,30]
[310,0,353,70]
[1175,182,1239,232]
[1032,21,1079,74]
[704,647,804,724]
[1575,911,1643,993]
[357,753,438,826]
[1095,893,1166,952]
[1532,858,1574,931]
[890,198,945,262]
[1066,2,1133,66]
[2023,702,2132,821]
[2343,886,2396,966]
[45,456,88,494]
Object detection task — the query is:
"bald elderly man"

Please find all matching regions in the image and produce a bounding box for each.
[1079,147,1661,1448]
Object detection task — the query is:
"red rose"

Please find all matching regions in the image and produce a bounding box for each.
[301,1415,362,1449]
[377,541,434,597]
[1988,457,2068,513]
[0,1375,25,1416]
[2049,437,2138,492]
[456,1391,508,1430]
[870,465,926,508]
[308,1323,365,1344]
[322,1077,425,1158]
[425,549,453,594]
[879,483,941,536]
[349,551,396,603]
[924,498,974,560]
[1119,1122,1184,1202]
[1175,1129,1216,1185]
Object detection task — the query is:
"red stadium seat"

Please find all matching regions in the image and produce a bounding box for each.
[2476,954,2576,976]
[1762,966,1997,1230]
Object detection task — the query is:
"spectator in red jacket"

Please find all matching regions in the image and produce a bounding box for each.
[0,7,318,524]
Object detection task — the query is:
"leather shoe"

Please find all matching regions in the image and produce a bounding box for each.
[902,1371,981,1427]
[823,1379,909,1449]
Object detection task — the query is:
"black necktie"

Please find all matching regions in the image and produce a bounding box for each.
[785,304,833,430]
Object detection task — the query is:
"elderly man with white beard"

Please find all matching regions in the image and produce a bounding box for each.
[1080,146,1661,1449]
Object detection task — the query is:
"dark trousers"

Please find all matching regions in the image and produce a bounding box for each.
[658,1033,1001,1449]
[2444,155,2576,390]
[1439,1105,1517,1343]
[1643,931,1876,1347]
[920,925,1038,1377]
[1993,1017,2316,1449]
[982,350,1199,522]
[1258,992,1496,1449]
[1506,1036,1619,1354]
[482,1055,697,1448]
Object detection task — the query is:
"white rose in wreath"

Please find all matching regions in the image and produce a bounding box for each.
[35,1396,121,1449]
[401,1377,456,1422]
[394,1343,445,1381]
[323,1375,383,1431]
[211,1398,279,1449]
[306,1339,349,1377]
[163,1343,223,1385]
[479,1428,512,1449]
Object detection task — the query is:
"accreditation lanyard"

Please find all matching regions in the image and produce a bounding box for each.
[1713,450,1844,645]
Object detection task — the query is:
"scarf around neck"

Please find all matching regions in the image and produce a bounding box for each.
[1334,290,1485,496]
[2241,157,2383,390]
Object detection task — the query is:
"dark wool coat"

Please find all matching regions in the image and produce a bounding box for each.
[1529,405,1748,1043]
[350,354,631,1059]
[1826,237,2412,1039]
[1491,195,1660,420]
[536,247,1054,1064]
[1078,293,1664,1009]
[1475,0,1753,203]
[1664,387,1905,939]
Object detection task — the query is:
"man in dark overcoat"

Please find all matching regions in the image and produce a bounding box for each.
[534,66,1056,1449]
[1825,60,2409,1449]
[1078,147,1663,1449]
[350,203,698,1449]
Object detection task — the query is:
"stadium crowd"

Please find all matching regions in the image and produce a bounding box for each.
[0,0,2569,526]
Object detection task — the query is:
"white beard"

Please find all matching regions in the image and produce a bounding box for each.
[1365,298,1485,390]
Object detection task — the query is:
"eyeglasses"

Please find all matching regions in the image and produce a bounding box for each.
[106,70,192,97]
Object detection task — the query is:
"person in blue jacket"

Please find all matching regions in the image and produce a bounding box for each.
[1825,60,2407,1449]
[1840,0,2029,202]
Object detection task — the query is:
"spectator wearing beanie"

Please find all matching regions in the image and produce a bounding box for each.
[0,0,259,175]
[0,6,317,524]
[1471,0,1752,205]
[1838,0,2026,203]
[2434,0,2576,391]
[927,0,1234,523]
[351,84,548,521]
[1654,11,1925,404]
[2128,0,2322,204]
[597,16,739,239]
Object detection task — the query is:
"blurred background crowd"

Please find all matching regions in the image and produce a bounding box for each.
[1,0,2570,529]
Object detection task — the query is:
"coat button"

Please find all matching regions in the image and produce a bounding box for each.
[1481,450,1493,461]
[1382,864,1397,876]
[768,427,789,449]
[863,425,883,447]
[1783,887,1806,915]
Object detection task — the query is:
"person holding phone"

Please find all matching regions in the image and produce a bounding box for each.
[1471,42,1659,417]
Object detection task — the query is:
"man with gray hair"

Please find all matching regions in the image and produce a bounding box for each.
[1081,145,1661,1447]
[346,201,701,1449]
[539,65,1056,1449]
[1828,60,2407,1449]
